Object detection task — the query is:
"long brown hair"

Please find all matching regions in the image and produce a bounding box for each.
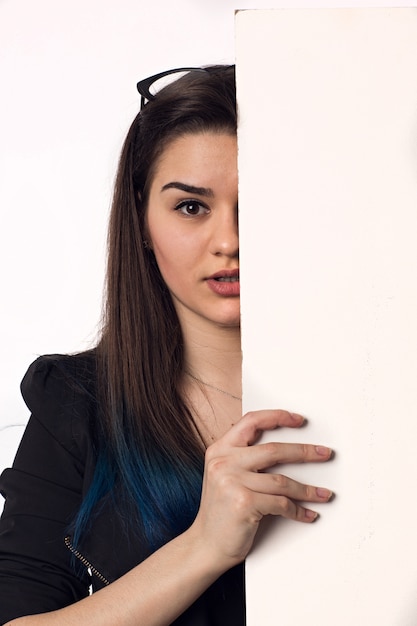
[88,66,237,549]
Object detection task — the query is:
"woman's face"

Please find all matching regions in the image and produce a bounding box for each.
[145,131,239,330]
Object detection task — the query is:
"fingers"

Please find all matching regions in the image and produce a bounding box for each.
[244,471,333,503]
[211,410,332,473]
[232,440,333,472]
[221,409,305,447]
[198,408,334,564]
[253,492,319,523]
[230,474,332,526]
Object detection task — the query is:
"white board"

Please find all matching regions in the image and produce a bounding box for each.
[236,8,417,625]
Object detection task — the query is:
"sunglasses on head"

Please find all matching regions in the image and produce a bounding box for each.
[136,67,208,109]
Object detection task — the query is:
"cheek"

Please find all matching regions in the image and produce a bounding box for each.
[151,232,186,285]
[151,226,199,264]
[152,232,203,292]
[152,230,182,263]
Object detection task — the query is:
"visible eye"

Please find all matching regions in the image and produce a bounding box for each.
[174,200,209,217]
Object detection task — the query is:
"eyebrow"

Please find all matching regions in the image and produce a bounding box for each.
[160,182,214,197]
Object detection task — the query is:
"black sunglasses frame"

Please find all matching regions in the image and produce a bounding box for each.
[136,67,208,109]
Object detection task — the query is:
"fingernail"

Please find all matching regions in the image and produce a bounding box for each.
[290,412,305,425]
[315,445,332,457]
[305,509,318,521]
[316,487,332,500]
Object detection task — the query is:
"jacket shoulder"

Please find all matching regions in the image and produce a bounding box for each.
[21,351,97,411]
[19,351,97,460]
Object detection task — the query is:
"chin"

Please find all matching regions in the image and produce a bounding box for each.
[214,315,241,329]
[216,305,241,328]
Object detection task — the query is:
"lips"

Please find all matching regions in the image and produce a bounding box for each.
[206,269,240,296]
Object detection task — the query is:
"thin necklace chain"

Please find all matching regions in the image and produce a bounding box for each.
[186,371,242,401]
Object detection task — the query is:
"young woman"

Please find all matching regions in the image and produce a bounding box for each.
[0,65,333,625]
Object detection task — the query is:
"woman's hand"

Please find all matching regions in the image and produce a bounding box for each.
[190,409,333,572]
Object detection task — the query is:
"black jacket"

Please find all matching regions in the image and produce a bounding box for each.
[0,353,245,625]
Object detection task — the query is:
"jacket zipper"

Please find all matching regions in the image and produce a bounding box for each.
[64,536,110,586]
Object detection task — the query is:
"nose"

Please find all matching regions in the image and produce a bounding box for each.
[210,206,239,258]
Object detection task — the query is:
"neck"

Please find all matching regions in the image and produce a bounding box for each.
[178,311,242,446]
[181,317,242,393]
